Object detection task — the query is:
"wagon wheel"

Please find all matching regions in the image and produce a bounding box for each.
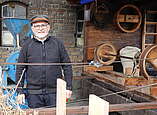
[96,43,117,65]
[140,45,157,80]
[116,4,142,33]
[91,2,111,29]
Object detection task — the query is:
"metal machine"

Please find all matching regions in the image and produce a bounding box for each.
[95,43,157,79]
[1,18,32,109]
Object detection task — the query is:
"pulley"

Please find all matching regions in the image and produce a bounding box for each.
[95,43,117,65]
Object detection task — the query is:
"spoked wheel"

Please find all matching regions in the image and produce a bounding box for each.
[116,4,142,33]
[140,45,157,80]
[96,43,117,65]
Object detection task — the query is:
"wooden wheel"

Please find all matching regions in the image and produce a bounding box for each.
[140,45,157,80]
[96,43,117,65]
[90,2,111,29]
[116,4,142,33]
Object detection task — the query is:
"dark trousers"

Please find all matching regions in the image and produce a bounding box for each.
[27,93,56,108]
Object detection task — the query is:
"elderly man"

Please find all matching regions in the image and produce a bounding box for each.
[16,15,73,108]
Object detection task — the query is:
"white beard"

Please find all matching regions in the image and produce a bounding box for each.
[33,32,48,39]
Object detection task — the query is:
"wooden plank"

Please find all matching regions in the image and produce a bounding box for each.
[87,71,157,95]
[124,77,148,86]
[118,15,139,23]
[85,71,125,85]
[56,79,66,115]
[142,12,146,51]
[105,71,157,86]
[105,71,126,78]
[88,94,109,115]
[13,102,157,114]
[110,102,157,112]
[125,15,139,23]
[145,44,154,46]
[117,14,125,22]
[146,33,157,35]
[84,65,113,72]
[84,71,157,100]
[146,22,157,25]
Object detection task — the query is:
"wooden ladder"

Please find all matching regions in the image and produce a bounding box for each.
[142,10,157,51]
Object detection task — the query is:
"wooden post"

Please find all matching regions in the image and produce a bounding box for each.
[56,78,66,115]
[88,94,109,115]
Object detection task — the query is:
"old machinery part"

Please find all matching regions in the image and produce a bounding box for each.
[3,51,20,86]
[139,45,157,80]
[3,51,28,109]
[120,46,141,76]
[95,43,117,65]
[91,2,111,29]
[116,4,142,33]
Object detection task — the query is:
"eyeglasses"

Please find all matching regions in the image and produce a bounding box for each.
[32,24,49,29]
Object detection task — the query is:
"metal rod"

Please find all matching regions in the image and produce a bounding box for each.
[106,53,134,60]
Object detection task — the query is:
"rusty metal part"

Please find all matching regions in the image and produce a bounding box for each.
[95,43,117,65]
[116,4,142,33]
[140,45,157,80]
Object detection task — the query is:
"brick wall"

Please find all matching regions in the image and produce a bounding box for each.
[27,0,76,47]
[1,0,83,76]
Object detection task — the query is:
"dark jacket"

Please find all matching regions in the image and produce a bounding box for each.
[16,36,72,94]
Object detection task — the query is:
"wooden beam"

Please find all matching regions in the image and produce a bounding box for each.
[56,79,66,115]
[84,71,156,100]
[88,94,109,115]
[15,102,157,114]
[110,102,157,112]
[85,71,126,86]
[105,71,127,78]
[84,65,113,72]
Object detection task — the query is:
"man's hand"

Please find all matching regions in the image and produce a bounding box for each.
[17,94,25,104]
[66,90,72,98]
